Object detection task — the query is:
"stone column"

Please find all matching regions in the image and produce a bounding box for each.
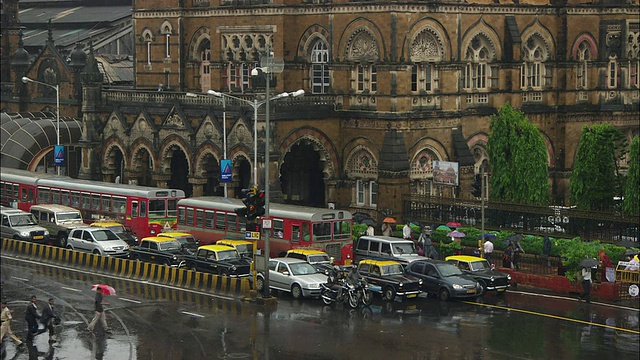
[188,177,208,197]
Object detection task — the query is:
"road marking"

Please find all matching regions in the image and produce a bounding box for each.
[11,276,29,282]
[181,311,204,318]
[61,286,82,292]
[119,298,141,304]
[466,301,640,335]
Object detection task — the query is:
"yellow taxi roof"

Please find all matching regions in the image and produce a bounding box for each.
[445,255,485,262]
[359,259,402,266]
[217,239,252,245]
[159,231,192,237]
[141,236,178,243]
[287,248,327,255]
[91,221,124,227]
[198,244,235,252]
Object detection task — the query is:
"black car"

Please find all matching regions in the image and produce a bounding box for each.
[405,259,481,301]
[357,259,422,301]
[445,255,511,293]
[183,245,251,277]
[129,237,186,267]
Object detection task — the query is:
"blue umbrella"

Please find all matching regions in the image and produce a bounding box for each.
[478,233,497,240]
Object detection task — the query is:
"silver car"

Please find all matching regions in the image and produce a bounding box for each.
[256,258,327,299]
[67,227,130,257]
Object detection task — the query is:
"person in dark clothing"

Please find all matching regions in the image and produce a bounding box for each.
[502,244,514,268]
[542,236,552,267]
[39,298,57,341]
[24,295,40,340]
[87,288,110,333]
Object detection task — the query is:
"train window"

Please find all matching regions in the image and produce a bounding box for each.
[61,191,69,206]
[113,197,126,214]
[70,192,80,207]
[205,211,214,229]
[228,213,238,232]
[81,193,90,209]
[302,223,310,241]
[12,184,18,199]
[186,208,194,225]
[335,221,351,239]
[292,225,300,243]
[272,219,284,238]
[38,188,50,203]
[168,199,177,217]
[140,201,147,217]
[132,201,138,218]
[148,199,165,217]
[52,190,60,204]
[238,215,246,232]
[27,189,34,203]
[215,212,225,230]
[21,187,28,202]
[91,194,100,210]
[178,207,185,225]
[313,222,331,242]
[196,210,204,227]
[102,195,111,212]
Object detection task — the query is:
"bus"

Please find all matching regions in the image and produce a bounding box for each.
[176,196,354,264]
[0,167,185,239]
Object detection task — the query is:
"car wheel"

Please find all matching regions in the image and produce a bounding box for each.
[162,259,171,266]
[131,254,141,261]
[291,284,303,300]
[478,281,487,296]
[383,286,396,301]
[219,269,229,277]
[58,233,68,247]
[256,276,265,292]
[93,249,101,255]
[189,263,197,272]
[439,288,451,301]
[66,244,74,250]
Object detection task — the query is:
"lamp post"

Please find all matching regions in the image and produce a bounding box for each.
[22,76,60,176]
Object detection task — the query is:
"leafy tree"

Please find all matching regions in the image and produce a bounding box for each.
[622,135,639,216]
[487,103,550,205]
[570,123,619,211]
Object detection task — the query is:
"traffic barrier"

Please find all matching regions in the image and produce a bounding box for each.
[1,238,251,299]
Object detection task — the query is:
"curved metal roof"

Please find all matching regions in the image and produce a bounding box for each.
[1,112,82,170]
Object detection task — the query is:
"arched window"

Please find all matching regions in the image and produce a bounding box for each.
[520,34,549,90]
[201,47,211,93]
[410,28,443,93]
[141,30,154,68]
[311,40,329,94]
[162,25,172,58]
[462,34,495,91]
[608,54,619,88]
[346,29,379,94]
[576,41,591,89]
[346,147,378,207]
[627,30,639,88]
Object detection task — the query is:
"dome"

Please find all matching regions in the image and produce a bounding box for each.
[69,43,87,68]
[11,47,30,68]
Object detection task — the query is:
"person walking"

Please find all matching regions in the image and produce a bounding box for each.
[1,300,24,348]
[381,223,392,237]
[418,226,431,249]
[542,236,552,267]
[578,266,592,303]
[39,298,57,342]
[87,287,111,334]
[483,239,494,266]
[402,221,412,240]
[502,244,514,268]
[24,295,40,340]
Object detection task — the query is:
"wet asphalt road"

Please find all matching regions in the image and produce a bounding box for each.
[1,256,638,360]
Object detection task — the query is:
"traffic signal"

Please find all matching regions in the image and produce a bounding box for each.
[235,188,256,218]
[255,190,265,217]
[471,174,482,198]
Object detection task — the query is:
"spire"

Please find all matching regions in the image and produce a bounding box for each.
[81,40,103,83]
[47,19,54,45]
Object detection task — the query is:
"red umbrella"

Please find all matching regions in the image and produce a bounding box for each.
[91,284,117,296]
[446,222,462,228]
[383,217,397,224]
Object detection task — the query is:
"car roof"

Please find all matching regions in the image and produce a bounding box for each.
[445,255,485,262]
[0,207,28,215]
[158,231,192,237]
[198,244,235,252]
[217,239,252,245]
[359,259,402,266]
[140,236,177,242]
[78,227,115,232]
[30,204,81,212]
[271,257,308,264]
[90,222,123,227]
[286,248,328,255]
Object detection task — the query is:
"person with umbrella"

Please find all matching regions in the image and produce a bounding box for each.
[87,285,113,334]
[578,259,595,303]
[381,218,395,237]
[502,243,514,268]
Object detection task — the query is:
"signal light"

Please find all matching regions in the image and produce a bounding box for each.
[255,190,265,217]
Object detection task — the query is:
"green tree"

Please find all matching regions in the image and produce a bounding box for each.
[570,123,620,211]
[487,103,550,205]
[622,135,639,216]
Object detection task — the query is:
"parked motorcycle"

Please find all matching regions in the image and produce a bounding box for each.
[321,267,371,308]
[354,279,373,306]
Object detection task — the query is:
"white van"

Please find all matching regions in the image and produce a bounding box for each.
[30,204,87,247]
[354,236,429,265]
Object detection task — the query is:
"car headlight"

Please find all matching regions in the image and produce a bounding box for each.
[399,282,404,287]
[418,279,423,285]
[309,283,320,289]
[507,274,512,280]
[44,230,50,235]
[103,246,113,251]
[20,231,30,237]
[172,255,177,260]
[490,276,495,282]
[452,284,463,290]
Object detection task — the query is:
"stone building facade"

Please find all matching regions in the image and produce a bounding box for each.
[2,0,639,223]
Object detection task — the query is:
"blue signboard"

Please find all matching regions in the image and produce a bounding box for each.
[54,145,64,166]
[220,159,232,183]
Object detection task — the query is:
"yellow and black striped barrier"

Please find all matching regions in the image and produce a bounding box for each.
[1,238,252,300]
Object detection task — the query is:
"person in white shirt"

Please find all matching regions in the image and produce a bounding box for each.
[579,266,592,303]
[402,221,412,240]
[366,225,375,236]
[483,240,494,265]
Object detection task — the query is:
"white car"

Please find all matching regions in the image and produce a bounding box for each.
[256,258,327,299]
[67,227,130,257]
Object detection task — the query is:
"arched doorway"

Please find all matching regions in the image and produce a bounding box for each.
[202,153,222,196]
[234,156,252,197]
[132,148,153,186]
[167,149,193,197]
[105,146,125,183]
[280,142,325,207]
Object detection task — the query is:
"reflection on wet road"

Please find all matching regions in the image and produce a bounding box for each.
[1,257,638,360]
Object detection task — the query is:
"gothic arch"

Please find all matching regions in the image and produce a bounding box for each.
[279,127,340,180]
[345,144,378,179]
[158,136,192,175]
[571,32,598,60]
[467,132,490,173]
[343,26,380,62]
[140,28,155,42]
[403,18,451,62]
[297,24,330,60]
[407,25,446,63]
[160,20,174,35]
[338,18,386,62]
[461,20,501,61]
[521,19,556,59]
[102,138,127,168]
[188,26,211,61]
[194,144,220,178]
[408,137,447,180]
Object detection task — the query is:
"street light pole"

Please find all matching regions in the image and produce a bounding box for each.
[222,96,228,198]
[22,76,60,176]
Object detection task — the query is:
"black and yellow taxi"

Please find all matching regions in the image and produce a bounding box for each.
[157,231,199,255]
[445,255,511,294]
[184,244,251,277]
[129,236,186,267]
[284,248,333,274]
[357,259,422,301]
[216,239,253,258]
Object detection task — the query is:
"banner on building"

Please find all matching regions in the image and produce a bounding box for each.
[432,161,459,186]
[220,159,232,183]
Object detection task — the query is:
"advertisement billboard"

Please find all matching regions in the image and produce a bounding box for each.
[432,161,459,186]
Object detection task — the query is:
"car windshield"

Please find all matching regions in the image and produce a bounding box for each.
[288,262,317,275]
[381,264,404,275]
[469,260,491,271]
[235,244,252,254]
[436,263,464,277]
[217,250,240,260]
[93,230,120,241]
[58,212,82,221]
[393,243,416,255]
[105,225,126,234]
[158,240,182,251]
[9,214,38,226]
[179,236,197,245]
[308,254,331,263]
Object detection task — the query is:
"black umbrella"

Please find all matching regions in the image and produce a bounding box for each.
[362,218,375,226]
[579,258,599,268]
[624,248,639,257]
[616,239,637,249]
